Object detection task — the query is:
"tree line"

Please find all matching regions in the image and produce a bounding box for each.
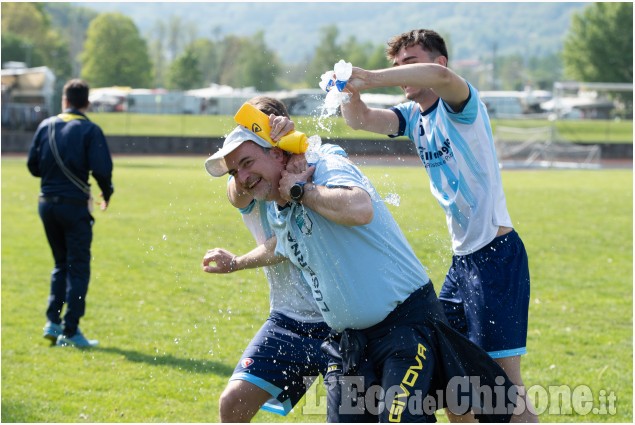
[1,2,632,94]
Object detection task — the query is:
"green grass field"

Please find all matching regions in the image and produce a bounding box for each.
[89,113,634,144]
[1,156,632,422]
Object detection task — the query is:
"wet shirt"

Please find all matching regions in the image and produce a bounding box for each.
[267,153,430,332]
[239,198,325,323]
[390,82,513,255]
[27,109,114,201]
[232,144,348,323]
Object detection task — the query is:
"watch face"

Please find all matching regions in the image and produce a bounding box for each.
[290,183,304,201]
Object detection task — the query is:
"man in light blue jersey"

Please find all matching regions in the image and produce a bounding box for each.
[202,122,518,422]
[208,96,341,422]
[339,29,537,422]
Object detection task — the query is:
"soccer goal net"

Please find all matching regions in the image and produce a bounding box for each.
[494,81,632,169]
[494,125,601,169]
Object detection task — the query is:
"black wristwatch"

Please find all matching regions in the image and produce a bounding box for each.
[289,181,306,202]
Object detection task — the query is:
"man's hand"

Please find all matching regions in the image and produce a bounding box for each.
[344,67,374,94]
[286,153,308,174]
[202,248,237,273]
[97,193,109,211]
[269,115,294,141]
[279,166,315,202]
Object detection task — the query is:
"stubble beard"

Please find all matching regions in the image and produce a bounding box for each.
[249,180,274,202]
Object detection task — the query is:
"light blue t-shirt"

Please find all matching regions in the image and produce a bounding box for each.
[239,199,325,322]
[391,81,513,255]
[267,153,430,332]
[232,143,349,323]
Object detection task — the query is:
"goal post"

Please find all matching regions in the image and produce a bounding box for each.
[494,125,601,169]
[494,81,632,169]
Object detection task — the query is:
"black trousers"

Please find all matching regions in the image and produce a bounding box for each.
[38,197,93,336]
[323,284,516,422]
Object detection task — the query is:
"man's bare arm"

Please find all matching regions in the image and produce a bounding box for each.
[202,236,283,274]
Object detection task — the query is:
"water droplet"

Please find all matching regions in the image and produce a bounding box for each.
[162,234,168,241]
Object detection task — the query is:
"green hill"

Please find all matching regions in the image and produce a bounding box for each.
[71,2,587,63]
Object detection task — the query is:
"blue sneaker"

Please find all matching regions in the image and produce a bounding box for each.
[56,329,98,348]
[43,321,63,344]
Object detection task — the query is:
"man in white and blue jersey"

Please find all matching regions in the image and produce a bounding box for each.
[339,29,536,422]
[202,122,518,422]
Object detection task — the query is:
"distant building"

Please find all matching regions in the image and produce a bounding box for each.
[1,64,55,130]
[479,90,552,118]
[479,91,526,118]
[82,84,404,118]
[540,95,615,120]
[187,84,259,115]
[275,89,326,116]
[89,86,131,112]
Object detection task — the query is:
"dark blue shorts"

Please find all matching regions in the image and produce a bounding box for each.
[230,312,331,416]
[438,230,530,358]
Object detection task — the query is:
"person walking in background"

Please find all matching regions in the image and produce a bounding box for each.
[338,29,537,422]
[27,79,114,348]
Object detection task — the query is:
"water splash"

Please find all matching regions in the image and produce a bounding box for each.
[321,91,351,117]
[383,193,401,206]
[305,135,323,163]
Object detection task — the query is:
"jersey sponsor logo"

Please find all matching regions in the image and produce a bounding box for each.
[241,357,255,368]
[417,138,454,162]
[295,211,313,235]
[388,343,428,422]
[286,231,330,313]
[417,138,455,169]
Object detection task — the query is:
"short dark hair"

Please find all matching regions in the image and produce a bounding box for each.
[63,79,90,109]
[247,96,290,118]
[386,29,448,62]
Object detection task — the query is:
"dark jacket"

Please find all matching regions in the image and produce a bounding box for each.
[27,109,114,202]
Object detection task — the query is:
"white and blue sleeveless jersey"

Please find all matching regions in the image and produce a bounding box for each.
[266,153,430,332]
[390,81,513,255]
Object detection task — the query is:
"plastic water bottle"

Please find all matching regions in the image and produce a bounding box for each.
[319,60,353,116]
[319,60,352,93]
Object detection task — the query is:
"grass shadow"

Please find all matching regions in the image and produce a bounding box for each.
[95,346,234,376]
[1,399,40,422]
